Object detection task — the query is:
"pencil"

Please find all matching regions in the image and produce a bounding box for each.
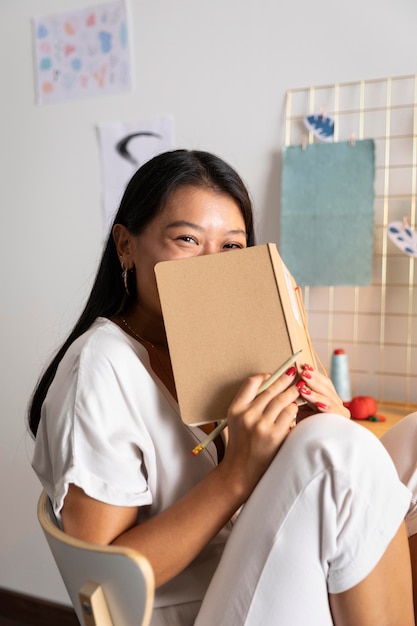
[191,349,302,456]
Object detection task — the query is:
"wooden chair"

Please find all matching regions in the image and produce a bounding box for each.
[37,490,154,626]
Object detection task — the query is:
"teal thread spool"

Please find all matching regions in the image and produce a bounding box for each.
[330,348,352,402]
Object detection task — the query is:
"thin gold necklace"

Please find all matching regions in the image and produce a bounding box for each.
[120,317,174,387]
[121,317,157,348]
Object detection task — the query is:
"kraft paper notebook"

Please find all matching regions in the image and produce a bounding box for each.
[155,243,317,426]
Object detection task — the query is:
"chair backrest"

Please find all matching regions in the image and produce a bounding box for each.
[37,490,154,626]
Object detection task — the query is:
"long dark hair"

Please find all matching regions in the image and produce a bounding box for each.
[28,149,255,436]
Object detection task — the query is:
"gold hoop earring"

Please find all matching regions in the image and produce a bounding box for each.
[120,260,130,296]
[122,268,130,296]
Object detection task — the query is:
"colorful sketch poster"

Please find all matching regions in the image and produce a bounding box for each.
[32,1,132,104]
[98,116,175,232]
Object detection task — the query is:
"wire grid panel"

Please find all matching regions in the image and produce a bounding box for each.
[284,75,417,404]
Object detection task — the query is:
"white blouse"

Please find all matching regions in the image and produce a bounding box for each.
[32,317,231,610]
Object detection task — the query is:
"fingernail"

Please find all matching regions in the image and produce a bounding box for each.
[286,366,297,377]
[316,402,327,410]
[303,363,314,371]
[302,370,312,379]
[296,381,311,395]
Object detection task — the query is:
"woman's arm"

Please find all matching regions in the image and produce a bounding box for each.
[62,370,300,587]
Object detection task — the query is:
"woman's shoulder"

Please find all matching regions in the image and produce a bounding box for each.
[70,317,139,357]
[61,317,149,382]
[46,318,152,417]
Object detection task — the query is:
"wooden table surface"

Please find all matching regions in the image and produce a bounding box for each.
[356,402,417,438]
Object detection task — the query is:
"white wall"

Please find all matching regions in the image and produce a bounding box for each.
[1,0,416,604]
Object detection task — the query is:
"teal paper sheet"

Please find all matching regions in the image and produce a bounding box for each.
[280,139,375,286]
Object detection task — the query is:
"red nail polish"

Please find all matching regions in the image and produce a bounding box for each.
[316,402,327,410]
[296,381,311,394]
[302,370,312,379]
[286,366,297,377]
[303,363,314,371]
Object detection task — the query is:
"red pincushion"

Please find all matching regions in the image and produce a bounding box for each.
[343,396,377,420]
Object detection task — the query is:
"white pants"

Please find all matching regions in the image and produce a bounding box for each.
[193,414,411,626]
[381,411,417,538]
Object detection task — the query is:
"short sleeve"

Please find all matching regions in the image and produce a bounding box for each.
[33,326,155,518]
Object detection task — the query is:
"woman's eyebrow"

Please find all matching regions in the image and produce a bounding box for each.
[165,220,203,231]
[165,220,247,237]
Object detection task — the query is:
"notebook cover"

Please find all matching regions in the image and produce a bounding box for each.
[155,243,317,425]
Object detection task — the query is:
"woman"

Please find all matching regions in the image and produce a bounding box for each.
[29,149,414,625]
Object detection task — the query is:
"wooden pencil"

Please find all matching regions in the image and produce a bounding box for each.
[191,350,302,456]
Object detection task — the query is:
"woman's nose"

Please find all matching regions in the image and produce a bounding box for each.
[198,241,219,256]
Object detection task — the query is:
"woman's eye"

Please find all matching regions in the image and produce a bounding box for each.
[224,243,243,249]
[178,236,198,244]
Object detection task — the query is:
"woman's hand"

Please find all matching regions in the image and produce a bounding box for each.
[220,367,300,500]
[295,364,351,420]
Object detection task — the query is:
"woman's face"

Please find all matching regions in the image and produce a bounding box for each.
[131,185,248,317]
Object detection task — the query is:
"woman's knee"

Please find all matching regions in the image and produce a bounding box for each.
[284,413,393,478]
[252,413,403,518]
